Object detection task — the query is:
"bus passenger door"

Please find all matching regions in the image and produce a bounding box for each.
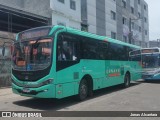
[56,32,81,98]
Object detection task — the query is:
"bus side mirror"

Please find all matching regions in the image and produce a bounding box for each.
[2,45,5,56]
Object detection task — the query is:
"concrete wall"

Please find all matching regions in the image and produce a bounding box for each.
[105,0,117,38]
[0,31,14,88]
[116,0,149,47]
[82,0,149,47]
[81,0,87,25]
[149,41,160,48]
[96,0,106,36]
[86,0,117,36]
[0,0,51,18]
[24,0,51,18]
[0,0,24,9]
[50,0,81,29]
[116,0,123,40]
[143,1,149,47]
[87,0,96,34]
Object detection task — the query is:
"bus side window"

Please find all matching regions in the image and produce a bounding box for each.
[57,33,79,62]
[56,33,80,71]
[98,42,109,60]
[82,38,95,59]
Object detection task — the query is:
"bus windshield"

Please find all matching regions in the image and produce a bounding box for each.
[142,54,159,68]
[12,38,52,71]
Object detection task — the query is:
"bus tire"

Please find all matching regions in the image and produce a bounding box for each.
[123,73,130,88]
[77,79,88,101]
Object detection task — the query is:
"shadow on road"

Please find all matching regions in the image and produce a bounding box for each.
[13,82,141,111]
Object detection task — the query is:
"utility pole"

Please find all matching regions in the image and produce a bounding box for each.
[129,17,143,45]
[129,18,132,44]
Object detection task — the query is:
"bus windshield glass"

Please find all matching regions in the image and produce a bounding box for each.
[142,54,159,68]
[12,38,52,71]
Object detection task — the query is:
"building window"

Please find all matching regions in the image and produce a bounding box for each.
[123,17,127,25]
[131,22,135,29]
[139,26,141,32]
[144,17,147,23]
[139,41,142,46]
[111,32,116,39]
[138,0,140,5]
[122,0,126,8]
[145,30,148,35]
[81,24,88,32]
[70,0,76,10]
[123,35,127,43]
[131,7,134,14]
[58,0,64,4]
[138,12,141,18]
[144,5,147,10]
[111,11,116,20]
[57,33,78,62]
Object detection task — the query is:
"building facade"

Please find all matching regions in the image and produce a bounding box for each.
[50,0,81,30]
[0,0,52,87]
[81,0,149,47]
[0,0,149,44]
[149,40,160,48]
[0,0,51,34]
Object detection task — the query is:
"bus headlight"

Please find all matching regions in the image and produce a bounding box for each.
[42,79,53,86]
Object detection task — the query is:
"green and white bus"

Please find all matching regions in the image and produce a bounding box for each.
[130,47,160,81]
[11,25,142,100]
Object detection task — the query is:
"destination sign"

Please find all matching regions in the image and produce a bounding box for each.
[18,27,51,40]
[141,49,159,53]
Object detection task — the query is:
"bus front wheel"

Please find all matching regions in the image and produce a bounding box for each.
[123,73,130,88]
[77,79,88,101]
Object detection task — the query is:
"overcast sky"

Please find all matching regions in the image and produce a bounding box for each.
[145,0,160,40]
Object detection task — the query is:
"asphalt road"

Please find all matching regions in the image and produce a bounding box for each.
[0,80,160,120]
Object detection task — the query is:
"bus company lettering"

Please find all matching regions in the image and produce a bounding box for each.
[106,69,121,77]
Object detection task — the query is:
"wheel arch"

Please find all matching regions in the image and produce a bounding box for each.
[80,74,93,96]
[125,71,131,80]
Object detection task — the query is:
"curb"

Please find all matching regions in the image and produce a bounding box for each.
[0,86,11,89]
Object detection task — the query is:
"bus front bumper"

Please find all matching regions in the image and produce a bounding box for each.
[12,83,56,98]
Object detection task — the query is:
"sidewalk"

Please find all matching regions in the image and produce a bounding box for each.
[0,74,11,88]
[0,87,12,96]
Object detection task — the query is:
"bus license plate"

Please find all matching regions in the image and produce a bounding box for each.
[22,88,30,93]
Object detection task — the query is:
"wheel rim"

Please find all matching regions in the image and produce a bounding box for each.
[125,75,130,86]
[80,82,88,99]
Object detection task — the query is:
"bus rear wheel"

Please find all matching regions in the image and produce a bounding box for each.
[123,73,130,88]
[78,79,88,101]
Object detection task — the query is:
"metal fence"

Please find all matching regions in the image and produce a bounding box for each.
[0,35,13,88]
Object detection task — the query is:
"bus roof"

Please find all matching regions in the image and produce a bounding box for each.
[130,47,160,56]
[63,26,140,49]
[141,47,160,54]
[142,47,160,51]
